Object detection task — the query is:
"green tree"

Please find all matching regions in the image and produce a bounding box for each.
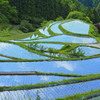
[0,0,18,23]
[19,20,34,33]
[93,0,100,7]
[67,11,92,23]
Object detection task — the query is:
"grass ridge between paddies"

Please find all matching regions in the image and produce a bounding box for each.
[56,89,100,100]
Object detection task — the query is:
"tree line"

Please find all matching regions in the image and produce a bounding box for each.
[0,0,100,32]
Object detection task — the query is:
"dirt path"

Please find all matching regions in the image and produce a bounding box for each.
[86,43,100,48]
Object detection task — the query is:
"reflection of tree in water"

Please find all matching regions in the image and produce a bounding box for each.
[57,48,85,58]
[36,90,41,100]
[28,43,38,50]
[69,48,85,58]
[27,43,85,58]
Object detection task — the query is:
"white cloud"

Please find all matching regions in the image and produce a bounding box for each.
[55,61,75,71]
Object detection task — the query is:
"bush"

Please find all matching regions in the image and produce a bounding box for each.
[66,11,92,23]
[0,13,9,23]
[41,20,48,27]
[56,17,64,21]
[19,20,34,33]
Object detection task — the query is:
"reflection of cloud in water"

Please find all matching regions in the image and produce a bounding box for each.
[55,61,75,71]
[17,62,31,70]
[81,38,95,43]
[0,43,12,51]
[0,82,7,86]
[40,76,49,81]
[14,76,21,83]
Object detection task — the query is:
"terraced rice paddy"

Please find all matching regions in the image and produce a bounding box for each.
[0,42,48,59]
[34,35,97,43]
[0,19,100,100]
[0,75,74,86]
[0,80,100,100]
[75,46,100,56]
[0,58,100,75]
[50,22,63,34]
[61,20,90,34]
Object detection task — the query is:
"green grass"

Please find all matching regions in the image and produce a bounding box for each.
[0,23,33,40]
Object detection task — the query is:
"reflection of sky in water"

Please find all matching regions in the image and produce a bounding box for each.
[26,43,64,50]
[0,58,100,75]
[0,43,47,59]
[0,80,100,100]
[35,35,97,43]
[51,22,63,34]
[76,47,100,56]
[61,20,90,34]
[39,22,55,36]
[0,75,74,86]
[39,28,50,36]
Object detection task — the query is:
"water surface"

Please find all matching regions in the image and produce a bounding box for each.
[76,47,100,56]
[0,58,100,75]
[51,22,63,34]
[0,75,74,86]
[61,20,90,34]
[26,43,64,50]
[34,35,97,43]
[0,43,47,59]
[0,80,99,100]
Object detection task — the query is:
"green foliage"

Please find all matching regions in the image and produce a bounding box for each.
[55,17,64,21]
[93,0,100,7]
[78,0,93,7]
[96,3,100,16]
[40,20,48,27]
[67,11,92,23]
[0,0,18,24]
[0,13,9,23]
[85,8,100,23]
[19,20,34,33]
[89,24,99,37]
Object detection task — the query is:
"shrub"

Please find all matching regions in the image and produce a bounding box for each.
[19,20,34,33]
[0,13,9,23]
[66,11,92,23]
[56,17,64,21]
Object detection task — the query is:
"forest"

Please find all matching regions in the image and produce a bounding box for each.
[0,0,100,33]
